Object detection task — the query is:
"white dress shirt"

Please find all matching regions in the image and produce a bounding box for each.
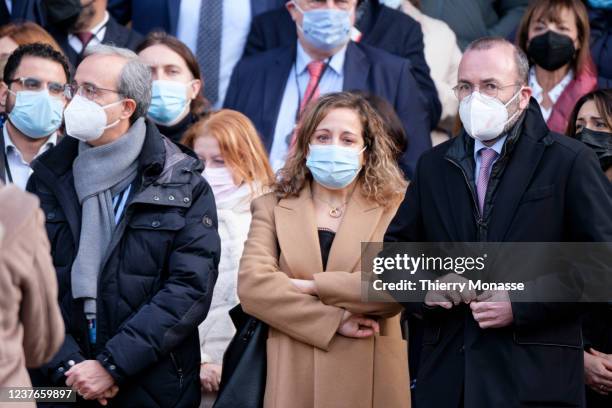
[177,0,252,108]
[269,42,347,172]
[529,66,574,122]
[68,11,109,55]
[3,126,56,190]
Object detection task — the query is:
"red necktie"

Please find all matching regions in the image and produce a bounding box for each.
[289,61,326,153]
[76,32,94,49]
[299,61,325,113]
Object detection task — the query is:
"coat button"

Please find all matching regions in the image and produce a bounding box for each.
[47,212,56,220]
[183,197,190,203]
[153,195,160,201]
[202,216,212,227]
[109,365,116,370]
[459,346,465,353]
[58,367,65,372]
[168,195,175,201]
[151,221,161,228]
[67,360,75,367]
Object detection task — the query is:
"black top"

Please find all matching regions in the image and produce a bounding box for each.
[156,112,196,144]
[317,228,336,270]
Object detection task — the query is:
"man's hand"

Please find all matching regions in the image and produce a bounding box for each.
[289,278,318,295]
[469,290,513,329]
[424,273,477,309]
[200,363,222,393]
[96,385,119,406]
[65,360,116,401]
[585,349,612,395]
[337,310,379,338]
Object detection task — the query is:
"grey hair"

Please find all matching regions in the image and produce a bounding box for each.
[465,37,530,86]
[84,44,152,122]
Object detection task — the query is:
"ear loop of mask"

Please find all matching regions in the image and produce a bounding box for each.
[500,87,524,128]
[101,99,126,130]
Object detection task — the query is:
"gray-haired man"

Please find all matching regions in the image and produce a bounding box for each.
[28,45,220,407]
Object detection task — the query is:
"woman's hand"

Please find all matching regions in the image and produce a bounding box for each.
[290,278,318,295]
[200,363,222,393]
[337,310,379,338]
[584,349,612,395]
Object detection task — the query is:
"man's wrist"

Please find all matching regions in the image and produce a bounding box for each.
[96,351,124,384]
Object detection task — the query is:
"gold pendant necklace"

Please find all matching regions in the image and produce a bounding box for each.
[314,197,347,219]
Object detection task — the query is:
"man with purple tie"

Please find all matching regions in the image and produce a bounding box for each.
[385,37,612,408]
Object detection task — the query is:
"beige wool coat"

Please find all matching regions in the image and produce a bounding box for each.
[0,185,64,407]
[238,183,410,408]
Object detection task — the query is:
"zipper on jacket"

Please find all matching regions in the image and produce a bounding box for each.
[446,158,482,223]
[170,352,184,389]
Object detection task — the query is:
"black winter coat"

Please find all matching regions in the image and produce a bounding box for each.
[386,99,612,408]
[28,120,220,408]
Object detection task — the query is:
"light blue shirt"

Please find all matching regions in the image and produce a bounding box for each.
[177,0,252,108]
[473,135,507,182]
[112,184,132,225]
[269,42,347,172]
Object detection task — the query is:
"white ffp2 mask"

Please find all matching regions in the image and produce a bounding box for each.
[459,89,522,141]
[64,95,124,142]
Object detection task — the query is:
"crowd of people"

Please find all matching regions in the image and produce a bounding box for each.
[0,0,610,407]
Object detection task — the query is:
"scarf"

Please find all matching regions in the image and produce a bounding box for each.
[71,118,146,319]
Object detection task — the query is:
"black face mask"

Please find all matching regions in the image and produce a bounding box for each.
[576,128,612,171]
[43,0,95,31]
[43,0,82,28]
[527,31,576,72]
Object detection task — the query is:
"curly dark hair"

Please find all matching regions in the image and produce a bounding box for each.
[275,91,407,208]
[4,42,70,84]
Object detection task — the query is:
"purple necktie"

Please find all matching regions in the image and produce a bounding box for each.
[476,148,498,213]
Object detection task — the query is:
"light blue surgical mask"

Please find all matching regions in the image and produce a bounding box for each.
[147,80,190,125]
[306,144,365,189]
[588,0,612,9]
[8,89,64,139]
[293,2,352,51]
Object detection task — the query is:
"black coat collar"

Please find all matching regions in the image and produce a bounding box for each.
[441,98,553,241]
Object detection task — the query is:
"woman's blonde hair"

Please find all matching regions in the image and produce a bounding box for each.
[275,92,407,208]
[182,109,275,192]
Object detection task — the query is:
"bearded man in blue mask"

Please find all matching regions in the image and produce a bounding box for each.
[224,0,432,177]
[0,43,70,190]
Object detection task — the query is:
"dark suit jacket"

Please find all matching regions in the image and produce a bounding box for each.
[223,41,432,176]
[385,99,612,408]
[0,0,44,26]
[49,14,143,69]
[244,2,441,129]
[107,0,286,36]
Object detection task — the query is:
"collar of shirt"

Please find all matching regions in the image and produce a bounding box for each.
[473,134,507,162]
[529,66,574,105]
[69,11,109,44]
[3,124,57,160]
[295,40,347,77]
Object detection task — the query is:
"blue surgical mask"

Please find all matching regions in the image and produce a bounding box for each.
[293,2,352,51]
[147,80,190,125]
[588,0,612,9]
[306,144,365,189]
[8,90,64,139]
